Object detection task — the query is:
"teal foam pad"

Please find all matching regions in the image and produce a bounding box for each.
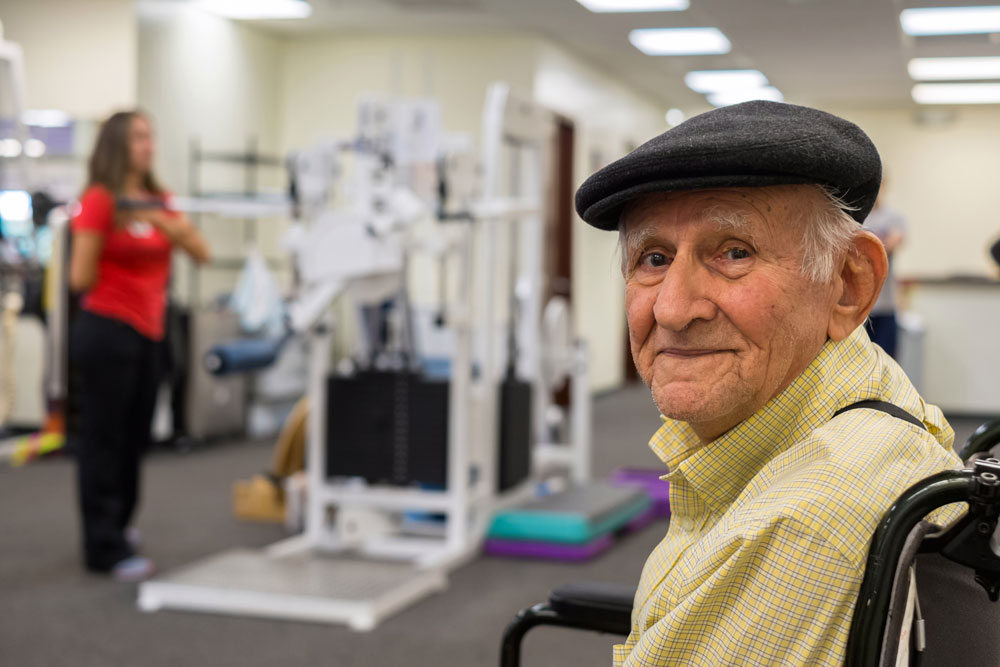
[487,481,653,544]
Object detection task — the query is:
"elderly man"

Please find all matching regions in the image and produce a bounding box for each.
[575,101,961,665]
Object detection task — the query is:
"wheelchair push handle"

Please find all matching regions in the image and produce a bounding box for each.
[960,417,1000,462]
[846,459,1000,667]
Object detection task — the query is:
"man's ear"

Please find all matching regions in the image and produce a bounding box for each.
[827,230,888,341]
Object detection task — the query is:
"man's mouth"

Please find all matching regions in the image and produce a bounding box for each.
[658,348,727,358]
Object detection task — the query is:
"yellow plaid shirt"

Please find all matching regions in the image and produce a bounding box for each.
[615,327,963,666]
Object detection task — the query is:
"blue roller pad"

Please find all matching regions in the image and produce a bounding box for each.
[205,337,286,375]
[488,481,653,544]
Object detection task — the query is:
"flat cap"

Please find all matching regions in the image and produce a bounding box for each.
[575,100,881,229]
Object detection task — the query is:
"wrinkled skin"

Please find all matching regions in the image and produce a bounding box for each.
[623,186,885,442]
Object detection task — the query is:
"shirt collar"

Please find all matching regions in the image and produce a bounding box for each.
[650,326,879,514]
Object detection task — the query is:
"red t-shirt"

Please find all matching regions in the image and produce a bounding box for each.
[71,185,173,341]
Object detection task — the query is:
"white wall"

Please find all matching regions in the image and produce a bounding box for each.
[279,33,539,149]
[137,3,283,195]
[0,0,136,118]
[830,107,1000,279]
[137,3,286,304]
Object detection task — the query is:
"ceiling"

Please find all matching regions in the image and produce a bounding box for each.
[247,0,1000,111]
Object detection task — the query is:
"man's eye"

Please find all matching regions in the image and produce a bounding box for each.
[641,252,669,268]
[722,247,752,261]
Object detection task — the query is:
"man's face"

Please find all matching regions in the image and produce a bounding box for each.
[623,186,839,441]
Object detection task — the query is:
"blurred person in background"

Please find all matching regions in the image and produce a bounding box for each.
[864,177,907,358]
[68,110,210,581]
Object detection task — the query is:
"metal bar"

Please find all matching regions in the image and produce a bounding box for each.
[571,340,591,484]
[319,486,453,513]
[201,257,288,271]
[195,151,283,166]
[305,324,333,545]
[244,136,257,245]
[959,418,1000,461]
[845,469,974,667]
[188,136,201,305]
[446,224,474,553]
[499,604,629,667]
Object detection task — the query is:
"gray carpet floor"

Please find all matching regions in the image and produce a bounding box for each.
[0,384,987,667]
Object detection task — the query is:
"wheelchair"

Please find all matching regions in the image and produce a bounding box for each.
[500,418,1000,667]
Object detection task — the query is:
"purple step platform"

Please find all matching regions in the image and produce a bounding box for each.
[609,468,671,518]
[484,534,614,561]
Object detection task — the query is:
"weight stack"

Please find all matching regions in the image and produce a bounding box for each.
[325,371,449,487]
[498,378,532,492]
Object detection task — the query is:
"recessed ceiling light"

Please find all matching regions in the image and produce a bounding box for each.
[0,139,22,159]
[900,6,1000,36]
[908,57,1000,81]
[707,86,784,107]
[912,82,1000,104]
[193,0,311,20]
[685,70,768,94]
[24,138,46,159]
[629,28,731,56]
[576,0,689,11]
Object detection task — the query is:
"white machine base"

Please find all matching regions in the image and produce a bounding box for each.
[137,548,448,631]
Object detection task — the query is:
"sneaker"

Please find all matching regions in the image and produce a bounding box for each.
[110,556,156,582]
[125,526,142,550]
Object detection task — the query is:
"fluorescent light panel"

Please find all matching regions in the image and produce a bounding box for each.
[0,139,21,159]
[576,0,689,11]
[629,27,731,55]
[908,57,1000,81]
[685,69,768,93]
[912,82,1000,104]
[22,109,71,128]
[900,6,1000,36]
[708,86,784,107]
[194,0,311,20]
[24,139,46,158]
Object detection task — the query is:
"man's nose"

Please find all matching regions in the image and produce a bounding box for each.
[652,254,717,331]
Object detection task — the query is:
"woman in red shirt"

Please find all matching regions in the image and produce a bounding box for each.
[69,110,209,580]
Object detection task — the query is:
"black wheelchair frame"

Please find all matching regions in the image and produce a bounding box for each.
[500,418,1000,667]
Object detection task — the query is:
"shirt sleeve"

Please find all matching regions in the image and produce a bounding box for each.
[71,187,115,235]
[618,517,861,667]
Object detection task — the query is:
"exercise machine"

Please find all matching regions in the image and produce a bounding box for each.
[138,83,591,630]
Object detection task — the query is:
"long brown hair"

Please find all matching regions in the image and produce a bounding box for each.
[86,110,164,196]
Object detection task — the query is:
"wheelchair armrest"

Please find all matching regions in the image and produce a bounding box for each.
[548,582,636,636]
[500,582,636,667]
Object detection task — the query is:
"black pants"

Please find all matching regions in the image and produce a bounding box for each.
[70,310,161,571]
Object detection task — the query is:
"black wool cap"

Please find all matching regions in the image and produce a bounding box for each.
[575,100,881,230]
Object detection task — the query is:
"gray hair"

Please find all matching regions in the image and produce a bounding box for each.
[617,185,860,283]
